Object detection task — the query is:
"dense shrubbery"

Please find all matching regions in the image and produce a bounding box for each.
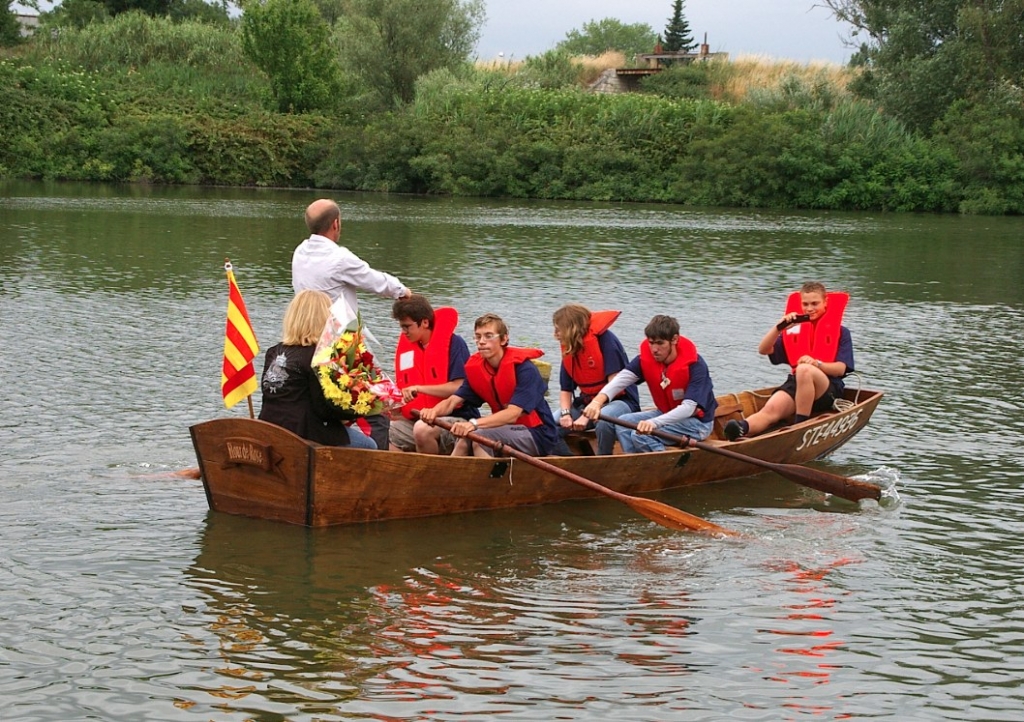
[0,13,331,184]
[1,10,1022,213]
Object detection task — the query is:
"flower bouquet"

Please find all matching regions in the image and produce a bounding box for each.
[312,298,402,416]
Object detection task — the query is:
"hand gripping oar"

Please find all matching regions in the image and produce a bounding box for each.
[428,417,736,536]
[599,414,881,503]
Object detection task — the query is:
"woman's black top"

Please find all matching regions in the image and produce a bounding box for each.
[257,343,356,446]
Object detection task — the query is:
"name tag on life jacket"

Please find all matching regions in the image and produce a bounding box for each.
[398,350,415,371]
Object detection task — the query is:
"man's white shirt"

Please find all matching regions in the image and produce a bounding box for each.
[291,234,407,312]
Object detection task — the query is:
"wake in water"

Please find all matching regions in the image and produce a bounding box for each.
[856,465,902,509]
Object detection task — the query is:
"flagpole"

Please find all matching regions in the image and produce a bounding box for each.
[247,395,255,419]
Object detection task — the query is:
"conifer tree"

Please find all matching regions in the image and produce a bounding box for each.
[662,0,696,53]
[1,0,23,45]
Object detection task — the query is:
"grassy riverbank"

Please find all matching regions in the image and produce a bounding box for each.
[1,12,1020,213]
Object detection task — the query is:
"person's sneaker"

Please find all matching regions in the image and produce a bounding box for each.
[723,419,747,442]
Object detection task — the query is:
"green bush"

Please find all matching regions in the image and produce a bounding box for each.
[639,63,713,100]
[30,11,247,70]
[933,86,1024,214]
[242,0,342,113]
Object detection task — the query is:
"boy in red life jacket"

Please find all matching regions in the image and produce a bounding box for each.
[582,315,718,453]
[419,314,559,457]
[552,304,641,455]
[389,294,477,453]
[724,281,855,441]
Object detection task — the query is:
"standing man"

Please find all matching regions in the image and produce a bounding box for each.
[389,294,477,454]
[419,314,559,457]
[292,198,412,450]
[582,315,718,453]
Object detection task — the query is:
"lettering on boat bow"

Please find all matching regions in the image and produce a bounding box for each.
[222,437,280,473]
[795,410,862,452]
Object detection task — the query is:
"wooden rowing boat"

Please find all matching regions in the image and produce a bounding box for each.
[189,386,882,527]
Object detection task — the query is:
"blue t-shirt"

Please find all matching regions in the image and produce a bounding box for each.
[559,330,641,412]
[446,336,478,420]
[456,358,559,454]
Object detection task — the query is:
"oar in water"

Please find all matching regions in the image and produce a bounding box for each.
[138,467,201,480]
[598,414,881,503]
[428,416,736,536]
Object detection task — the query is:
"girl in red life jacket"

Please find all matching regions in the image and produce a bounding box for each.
[724,282,855,441]
[552,304,640,455]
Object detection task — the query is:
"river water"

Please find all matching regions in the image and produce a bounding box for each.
[2,181,1023,721]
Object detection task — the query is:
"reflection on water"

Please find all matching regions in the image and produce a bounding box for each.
[2,181,1024,720]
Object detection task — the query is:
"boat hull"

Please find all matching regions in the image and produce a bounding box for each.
[190,388,882,526]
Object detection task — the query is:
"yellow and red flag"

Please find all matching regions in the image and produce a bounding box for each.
[221,260,260,409]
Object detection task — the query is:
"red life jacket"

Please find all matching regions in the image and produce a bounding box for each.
[781,292,849,371]
[562,309,620,399]
[638,337,702,415]
[394,307,459,421]
[463,346,544,427]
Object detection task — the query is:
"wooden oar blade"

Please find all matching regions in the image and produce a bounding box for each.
[775,463,881,501]
[625,496,737,537]
[136,467,202,480]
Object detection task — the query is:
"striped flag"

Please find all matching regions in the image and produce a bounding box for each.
[221,260,260,409]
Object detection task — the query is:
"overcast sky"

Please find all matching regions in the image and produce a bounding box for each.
[13,0,854,64]
[478,0,854,64]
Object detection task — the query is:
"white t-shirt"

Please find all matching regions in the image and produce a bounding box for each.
[291,234,407,312]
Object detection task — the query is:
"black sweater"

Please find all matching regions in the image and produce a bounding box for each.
[257,343,356,446]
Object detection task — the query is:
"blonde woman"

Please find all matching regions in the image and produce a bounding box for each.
[258,289,376,449]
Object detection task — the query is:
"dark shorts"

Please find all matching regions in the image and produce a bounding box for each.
[466,425,539,456]
[774,375,841,415]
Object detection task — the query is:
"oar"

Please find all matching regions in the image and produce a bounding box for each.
[137,467,201,480]
[598,414,881,503]
[427,416,736,536]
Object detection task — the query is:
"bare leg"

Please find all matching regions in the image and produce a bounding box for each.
[413,420,442,454]
[793,364,831,417]
[744,391,796,436]
[451,438,472,456]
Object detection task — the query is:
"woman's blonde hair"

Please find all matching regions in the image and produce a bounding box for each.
[282,289,331,346]
[552,303,591,357]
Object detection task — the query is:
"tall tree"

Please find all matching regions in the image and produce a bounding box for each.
[822,0,1024,132]
[662,0,695,53]
[100,0,173,15]
[1,0,22,46]
[338,0,485,107]
[557,18,657,58]
[241,0,343,113]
